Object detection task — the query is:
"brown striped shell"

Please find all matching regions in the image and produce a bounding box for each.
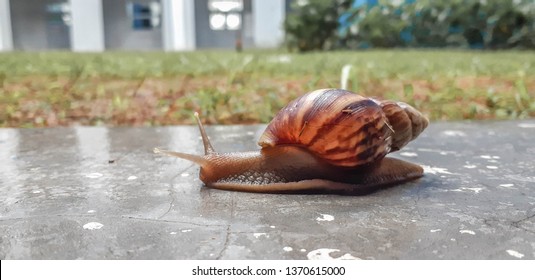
[258,88,428,168]
[375,99,428,152]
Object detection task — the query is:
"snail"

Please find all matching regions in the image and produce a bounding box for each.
[154,88,428,194]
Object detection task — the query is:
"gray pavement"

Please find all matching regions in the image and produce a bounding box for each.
[0,120,534,259]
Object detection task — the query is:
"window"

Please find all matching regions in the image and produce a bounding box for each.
[45,2,71,26]
[127,1,161,30]
[208,0,243,30]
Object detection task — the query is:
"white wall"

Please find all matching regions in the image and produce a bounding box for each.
[252,0,285,48]
[0,0,13,51]
[69,0,104,52]
[162,0,196,51]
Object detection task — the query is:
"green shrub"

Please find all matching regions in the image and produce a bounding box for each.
[284,0,348,52]
[285,0,535,50]
[403,0,535,49]
[341,3,409,48]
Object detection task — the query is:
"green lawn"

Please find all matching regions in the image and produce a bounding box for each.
[0,50,534,127]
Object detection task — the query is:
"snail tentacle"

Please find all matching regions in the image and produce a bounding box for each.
[152,112,215,167]
[153,148,208,167]
[194,112,216,155]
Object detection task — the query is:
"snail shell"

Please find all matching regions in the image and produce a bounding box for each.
[154,88,428,194]
[258,89,391,167]
[259,89,427,167]
[376,99,428,152]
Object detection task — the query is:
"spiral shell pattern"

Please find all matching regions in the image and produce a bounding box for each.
[258,89,428,168]
[375,99,428,152]
[258,89,393,167]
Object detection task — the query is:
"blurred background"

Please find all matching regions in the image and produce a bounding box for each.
[0,0,286,51]
[0,0,534,127]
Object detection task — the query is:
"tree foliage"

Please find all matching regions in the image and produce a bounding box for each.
[284,0,349,52]
[284,0,535,51]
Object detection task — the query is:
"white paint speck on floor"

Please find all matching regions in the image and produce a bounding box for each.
[253,233,268,238]
[283,247,293,252]
[499,183,515,188]
[306,248,360,260]
[83,222,104,230]
[316,214,334,222]
[459,230,476,235]
[85,173,103,179]
[506,250,524,259]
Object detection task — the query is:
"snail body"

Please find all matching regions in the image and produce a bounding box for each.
[155,88,428,194]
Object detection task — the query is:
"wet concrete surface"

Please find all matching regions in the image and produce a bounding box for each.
[0,120,534,259]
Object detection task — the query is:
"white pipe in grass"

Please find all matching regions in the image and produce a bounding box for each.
[340,64,353,90]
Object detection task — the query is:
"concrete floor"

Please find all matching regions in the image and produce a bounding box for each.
[0,120,534,259]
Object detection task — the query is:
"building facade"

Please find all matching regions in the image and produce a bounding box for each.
[0,0,286,52]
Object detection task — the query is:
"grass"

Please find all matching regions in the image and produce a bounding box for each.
[0,50,534,127]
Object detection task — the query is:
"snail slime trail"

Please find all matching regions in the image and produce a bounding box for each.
[155,88,429,195]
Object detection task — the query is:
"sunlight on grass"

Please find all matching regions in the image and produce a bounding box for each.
[0,50,534,127]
